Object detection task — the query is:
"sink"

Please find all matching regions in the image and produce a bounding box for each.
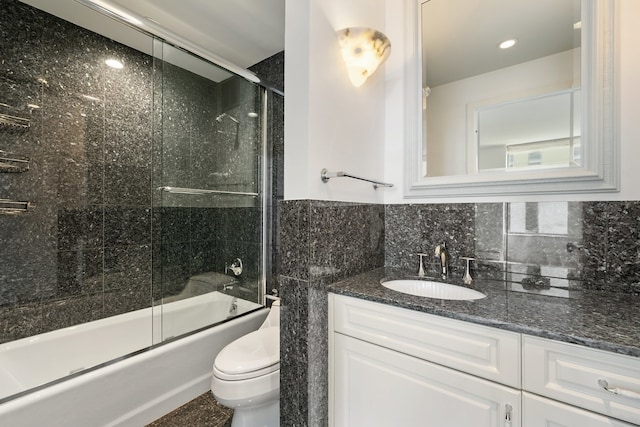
[381,279,486,301]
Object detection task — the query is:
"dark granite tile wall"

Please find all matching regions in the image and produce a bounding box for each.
[0,0,279,345]
[0,0,156,343]
[278,199,385,427]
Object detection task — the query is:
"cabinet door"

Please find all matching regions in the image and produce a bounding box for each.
[523,392,635,427]
[331,333,520,427]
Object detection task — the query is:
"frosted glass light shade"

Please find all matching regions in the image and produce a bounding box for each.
[337,27,391,87]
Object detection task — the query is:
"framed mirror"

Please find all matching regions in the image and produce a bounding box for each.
[403,0,618,198]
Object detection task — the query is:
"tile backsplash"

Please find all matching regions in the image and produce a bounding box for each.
[386,201,640,293]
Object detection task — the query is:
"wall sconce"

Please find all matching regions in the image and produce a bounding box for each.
[337,27,391,87]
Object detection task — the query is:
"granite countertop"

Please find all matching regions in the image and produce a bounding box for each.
[327,268,640,358]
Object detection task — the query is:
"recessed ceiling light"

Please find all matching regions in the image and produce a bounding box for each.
[498,39,517,49]
[248,112,259,118]
[105,58,124,69]
[573,21,582,30]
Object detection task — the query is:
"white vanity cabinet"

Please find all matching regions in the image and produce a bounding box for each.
[328,294,640,427]
[328,294,521,427]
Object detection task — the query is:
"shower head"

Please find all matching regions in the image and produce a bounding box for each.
[215,113,240,149]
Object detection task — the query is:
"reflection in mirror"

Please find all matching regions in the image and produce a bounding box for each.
[475,202,584,298]
[422,0,581,177]
[476,89,581,172]
[405,0,617,197]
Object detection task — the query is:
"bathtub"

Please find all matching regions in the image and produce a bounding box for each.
[0,291,266,427]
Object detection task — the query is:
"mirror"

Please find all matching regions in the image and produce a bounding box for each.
[403,0,618,197]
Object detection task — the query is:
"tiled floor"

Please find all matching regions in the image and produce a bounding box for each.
[146,393,232,427]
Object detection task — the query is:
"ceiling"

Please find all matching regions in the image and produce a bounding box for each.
[20,0,285,71]
[422,0,581,87]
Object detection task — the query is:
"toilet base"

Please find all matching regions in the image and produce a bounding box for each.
[231,399,279,427]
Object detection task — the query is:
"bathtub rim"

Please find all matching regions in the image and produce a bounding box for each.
[0,305,265,406]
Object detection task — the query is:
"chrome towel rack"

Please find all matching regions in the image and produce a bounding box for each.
[320,168,394,189]
[159,186,258,197]
[0,151,30,173]
[0,199,31,214]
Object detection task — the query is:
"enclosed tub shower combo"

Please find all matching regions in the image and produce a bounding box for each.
[0,0,282,425]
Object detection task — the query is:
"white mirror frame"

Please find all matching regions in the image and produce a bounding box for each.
[403,0,619,198]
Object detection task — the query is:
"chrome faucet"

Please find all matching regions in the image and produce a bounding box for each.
[434,243,448,279]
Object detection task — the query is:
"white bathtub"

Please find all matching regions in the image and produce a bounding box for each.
[0,291,266,427]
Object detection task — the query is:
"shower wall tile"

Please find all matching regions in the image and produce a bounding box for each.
[103,207,152,246]
[39,294,103,334]
[56,208,104,251]
[55,249,104,297]
[104,163,152,206]
[1,0,280,345]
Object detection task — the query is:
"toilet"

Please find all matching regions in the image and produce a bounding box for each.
[211,300,280,427]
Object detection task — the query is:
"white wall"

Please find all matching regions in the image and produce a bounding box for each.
[284,0,388,203]
[285,0,640,204]
[426,50,576,177]
[385,0,640,204]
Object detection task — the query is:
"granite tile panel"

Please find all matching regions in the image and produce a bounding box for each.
[39,294,104,334]
[103,161,152,208]
[278,200,310,281]
[385,203,476,276]
[103,244,152,294]
[103,288,151,318]
[249,51,285,94]
[56,248,104,298]
[307,286,328,427]
[56,207,104,251]
[103,207,152,246]
[604,201,640,290]
[0,302,42,344]
[309,201,385,287]
[279,275,309,427]
[0,0,44,83]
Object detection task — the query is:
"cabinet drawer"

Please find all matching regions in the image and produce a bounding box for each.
[523,336,640,425]
[523,392,635,427]
[330,294,521,387]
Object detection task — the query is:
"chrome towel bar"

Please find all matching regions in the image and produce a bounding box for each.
[159,186,258,197]
[320,168,394,189]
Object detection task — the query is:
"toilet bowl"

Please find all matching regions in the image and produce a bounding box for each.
[212,300,280,427]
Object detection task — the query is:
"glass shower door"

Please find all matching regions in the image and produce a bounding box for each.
[152,40,265,343]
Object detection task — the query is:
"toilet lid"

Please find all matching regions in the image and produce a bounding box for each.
[214,327,280,380]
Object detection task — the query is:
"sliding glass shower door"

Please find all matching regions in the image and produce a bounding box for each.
[152,41,267,343]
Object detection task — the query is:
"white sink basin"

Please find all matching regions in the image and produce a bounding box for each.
[381,279,486,301]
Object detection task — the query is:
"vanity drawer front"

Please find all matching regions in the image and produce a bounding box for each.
[330,294,521,388]
[523,336,640,425]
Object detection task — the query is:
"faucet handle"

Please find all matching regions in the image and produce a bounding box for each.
[461,257,475,285]
[416,253,429,277]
